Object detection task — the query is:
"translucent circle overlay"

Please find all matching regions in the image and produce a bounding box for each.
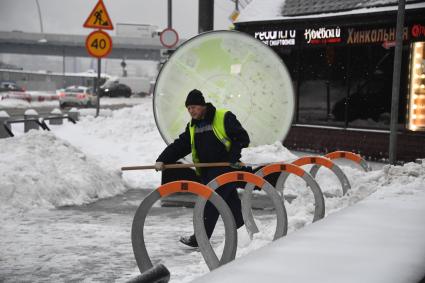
[153,30,294,147]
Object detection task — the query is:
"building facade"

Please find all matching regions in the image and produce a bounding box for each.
[235,3,425,162]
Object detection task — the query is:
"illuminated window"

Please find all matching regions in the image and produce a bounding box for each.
[408,42,425,131]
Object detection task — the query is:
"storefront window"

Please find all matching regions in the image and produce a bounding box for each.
[344,45,392,129]
[295,44,408,129]
[239,22,414,131]
[346,45,408,129]
[297,46,347,127]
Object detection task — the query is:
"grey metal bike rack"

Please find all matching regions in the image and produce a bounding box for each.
[3,115,77,137]
[131,180,237,274]
[40,115,77,130]
[3,118,49,137]
[253,163,325,222]
[309,151,371,178]
[276,156,351,196]
[203,171,288,240]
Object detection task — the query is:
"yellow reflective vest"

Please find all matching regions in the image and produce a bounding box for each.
[189,109,231,175]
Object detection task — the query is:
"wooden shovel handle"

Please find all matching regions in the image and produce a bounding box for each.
[121,162,232,171]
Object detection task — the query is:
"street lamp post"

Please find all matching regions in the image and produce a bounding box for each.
[35,0,44,34]
[35,0,47,43]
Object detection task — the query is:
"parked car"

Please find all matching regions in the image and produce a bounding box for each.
[0,81,25,92]
[0,81,31,102]
[99,81,132,97]
[58,86,97,108]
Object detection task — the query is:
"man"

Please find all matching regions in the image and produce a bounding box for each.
[155,89,250,247]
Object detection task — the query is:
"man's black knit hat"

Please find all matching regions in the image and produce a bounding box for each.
[185,89,206,107]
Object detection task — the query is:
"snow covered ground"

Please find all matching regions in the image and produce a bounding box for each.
[0,96,424,282]
[0,95,146,109]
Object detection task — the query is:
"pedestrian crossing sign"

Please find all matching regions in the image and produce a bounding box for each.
[83,0,114,30]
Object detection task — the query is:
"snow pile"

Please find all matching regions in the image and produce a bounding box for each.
[197,160,425,280]
[53,99,165,189]
[195,179,425,283]
[283,160,425,234]
[0,96,305,215]
[0,95,145,109]
[0,131,127,213]
[241,141,298,165]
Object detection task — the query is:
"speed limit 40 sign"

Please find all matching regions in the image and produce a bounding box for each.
[85,30,112,58]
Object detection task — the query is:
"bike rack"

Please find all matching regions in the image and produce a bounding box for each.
[276,156,351,196]
[252,163,325,222]
[3,118,49,137]
[40,115,77,130]
[202,171,288,240]
[131,181,237,273]
[309,151,371,178]
[3,115,77,137]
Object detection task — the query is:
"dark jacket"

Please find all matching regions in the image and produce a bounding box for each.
[157,103,250,165]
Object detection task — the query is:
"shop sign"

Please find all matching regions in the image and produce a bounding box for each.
[254,30,296,46]
[382,40,396,49]
[347,27,409,44]
[304,27,341,44]
[411,24,425,39]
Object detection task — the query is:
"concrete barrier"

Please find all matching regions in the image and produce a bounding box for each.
[68,108,80,121]
[49,108,63,125]
[24,109,39,132]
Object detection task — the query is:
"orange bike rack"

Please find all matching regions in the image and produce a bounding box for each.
[203,171,288,239]
[132,180,237,272]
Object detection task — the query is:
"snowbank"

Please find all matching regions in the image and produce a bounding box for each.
[241,141,298,164]
[0,95,146,109]
[53,99,165,189]
[1,96,306,214]
[0,131,127,213]
[195,161,425,283]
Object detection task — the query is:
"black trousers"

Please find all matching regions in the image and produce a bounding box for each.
[161,166,244,238]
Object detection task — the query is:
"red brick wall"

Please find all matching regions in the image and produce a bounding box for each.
[283,125,425,162]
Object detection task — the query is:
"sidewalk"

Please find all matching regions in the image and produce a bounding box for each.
[194,187,425,283]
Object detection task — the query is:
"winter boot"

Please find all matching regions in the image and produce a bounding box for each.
[179,235,198,248]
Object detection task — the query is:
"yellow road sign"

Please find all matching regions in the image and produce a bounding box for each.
[83,0,114,30]
[229,10,240,23]
[85,30,113,58]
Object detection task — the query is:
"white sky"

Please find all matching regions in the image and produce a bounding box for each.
[0,0,238,39]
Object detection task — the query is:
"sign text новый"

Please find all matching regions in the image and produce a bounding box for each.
[304,27,341,44]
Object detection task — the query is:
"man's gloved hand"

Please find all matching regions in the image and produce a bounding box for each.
[229,162,243,170]
[154,161,164,171]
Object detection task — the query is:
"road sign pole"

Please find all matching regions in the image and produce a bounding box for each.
[198,0,214,33]
[96,58,101,117]
[83,0,113,118]
[168,0,172,28]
